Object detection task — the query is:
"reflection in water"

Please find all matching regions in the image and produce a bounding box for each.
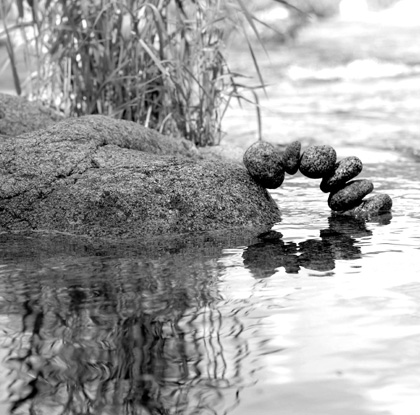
[0,213,394,414]
[243,214,391,278]
[0,254,233,415]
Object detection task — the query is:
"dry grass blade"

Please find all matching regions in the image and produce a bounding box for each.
[138,39,169,78]
[3,22,21,95]
[243,30,267,97]
[234,0,267,53]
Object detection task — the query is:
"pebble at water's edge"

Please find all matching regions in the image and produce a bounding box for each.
[299,145,337,179]
[353,193,393,216]
[320,156,363,193]
[243,141,285,189]
[328,179,374,211]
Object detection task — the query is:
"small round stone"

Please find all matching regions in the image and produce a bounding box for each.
[299,145,336,179]
[353,193,393,215]
[243,141,285,189]
[320,156,363,193]
[282,141,301,175]
[328,179,374,211]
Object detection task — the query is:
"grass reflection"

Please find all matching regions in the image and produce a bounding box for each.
[0,254,228,415]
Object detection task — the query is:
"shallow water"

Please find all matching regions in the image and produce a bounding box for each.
[1,9,420,415]
[1,158,419,415]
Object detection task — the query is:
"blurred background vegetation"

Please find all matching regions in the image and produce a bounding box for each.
[0,0,402,146]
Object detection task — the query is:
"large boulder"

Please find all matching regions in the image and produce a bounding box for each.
[0,93,63,136]
[0,115,280,239]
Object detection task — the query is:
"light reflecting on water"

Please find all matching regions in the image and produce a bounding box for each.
[0,159,419,415]
[0,248,229,415]
[2,5,420,414]
[216,160,420,415]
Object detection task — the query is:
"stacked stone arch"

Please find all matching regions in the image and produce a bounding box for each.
[243,141,392,217]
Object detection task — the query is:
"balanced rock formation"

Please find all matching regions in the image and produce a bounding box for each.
[243,140,392,218]
[0,114,280,239]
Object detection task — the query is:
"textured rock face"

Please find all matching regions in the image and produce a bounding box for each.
[0,115,280,238]
[0,93,63,136]
[352,194,393,216]
[320,156,363,193]
[282,141,301,175]
[328,179,374,211]
[243,141,285,189]
[299,145,336,179]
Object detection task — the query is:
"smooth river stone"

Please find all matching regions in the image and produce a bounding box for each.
[328,179,374,211]
[282,141,301,175]
[299,145,336,179]
[320,156,363,193]
[353,193,393,215]
[243,141,285,189]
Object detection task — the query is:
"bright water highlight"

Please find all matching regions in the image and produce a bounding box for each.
[1,4,420,415]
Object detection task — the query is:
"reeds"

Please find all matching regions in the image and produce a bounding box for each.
[0,0,275,146]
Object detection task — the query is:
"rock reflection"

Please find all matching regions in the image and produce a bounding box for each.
[298,239,336,272]
[0,253,232,415]
[0,212,394,414]
[243,215,390,278]
[242,238,299,277]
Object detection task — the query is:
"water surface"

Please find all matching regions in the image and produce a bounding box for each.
[1,8,420,415]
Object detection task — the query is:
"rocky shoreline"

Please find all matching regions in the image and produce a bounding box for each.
[0,94,280,239]
[0,93,392,241]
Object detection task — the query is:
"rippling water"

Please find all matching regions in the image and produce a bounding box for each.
[1,9,420,415]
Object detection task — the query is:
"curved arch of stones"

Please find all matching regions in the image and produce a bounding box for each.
[243,141,392,217]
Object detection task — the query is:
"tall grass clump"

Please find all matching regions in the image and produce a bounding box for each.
[0,0,277,146]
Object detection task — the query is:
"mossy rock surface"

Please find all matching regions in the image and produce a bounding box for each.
[0,93,63,137]
[0,113,280,239]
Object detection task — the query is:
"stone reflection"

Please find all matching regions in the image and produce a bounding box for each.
[243,214,389,278]
[241,234,299,278]
[0,254,230,415]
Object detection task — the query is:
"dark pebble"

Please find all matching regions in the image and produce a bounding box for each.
[328,179,374,211]
[353,193,393,215]
[320,156,363,193]
[282,141,301,175]
[243,141,285,189]
[299,145,336,179]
